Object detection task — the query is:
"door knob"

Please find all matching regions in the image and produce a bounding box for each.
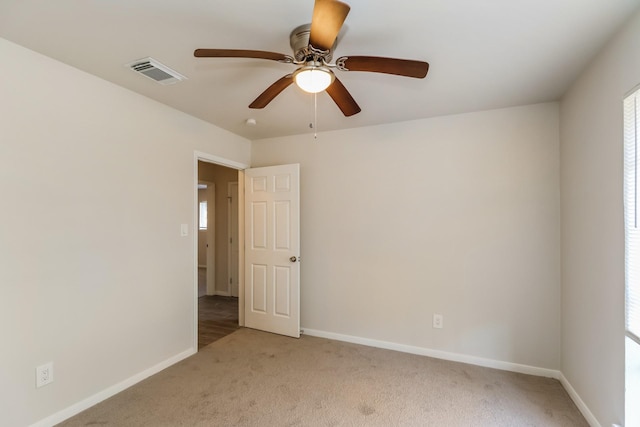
[290,256,297,263]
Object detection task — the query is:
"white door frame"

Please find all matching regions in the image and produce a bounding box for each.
[193,151,249,351]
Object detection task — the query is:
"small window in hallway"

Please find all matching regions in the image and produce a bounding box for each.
[623,87,640,426]
[199,201,208,230]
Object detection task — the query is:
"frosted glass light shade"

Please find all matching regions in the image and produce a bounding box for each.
[293,67,334,93]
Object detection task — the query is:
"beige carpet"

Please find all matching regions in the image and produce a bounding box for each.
[58,328,587,426]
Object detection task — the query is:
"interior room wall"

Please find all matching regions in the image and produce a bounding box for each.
[0,38,250,427]
[251,102,561,371]
[198,161,239,295]
[560,9,640,427]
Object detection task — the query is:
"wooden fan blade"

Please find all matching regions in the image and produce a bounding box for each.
[249,75,294,109]
[325,77,361,117]
[337,56,429,78]
[194,49,291,62]
[309,0,350,51]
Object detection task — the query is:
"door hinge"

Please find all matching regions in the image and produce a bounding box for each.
[230,278,232,284]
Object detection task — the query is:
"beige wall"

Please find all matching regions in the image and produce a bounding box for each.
[0,38,250,426]
[198,161,239,294]
[252,102,561,370]
[560,9,640,427]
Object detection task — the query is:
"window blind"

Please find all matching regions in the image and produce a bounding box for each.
[624,90,640,345]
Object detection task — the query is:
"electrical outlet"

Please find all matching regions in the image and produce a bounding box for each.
[433,314,443,329]
[36,362,54,388]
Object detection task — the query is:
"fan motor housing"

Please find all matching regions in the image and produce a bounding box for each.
[290,24,335,63]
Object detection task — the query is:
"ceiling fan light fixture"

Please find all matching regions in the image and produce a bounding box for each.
[293,66,334,93]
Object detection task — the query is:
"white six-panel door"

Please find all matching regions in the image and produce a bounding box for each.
[244,164,300,338]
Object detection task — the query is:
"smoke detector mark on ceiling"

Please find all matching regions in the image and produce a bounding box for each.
[127,57,187,85]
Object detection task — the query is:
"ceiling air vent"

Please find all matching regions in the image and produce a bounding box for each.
[127,57,187,85]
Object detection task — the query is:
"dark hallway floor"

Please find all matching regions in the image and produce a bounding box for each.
[198,295,239,349]
[198,268,239,349]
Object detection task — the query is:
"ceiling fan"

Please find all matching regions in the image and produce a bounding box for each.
[194,0,429,117]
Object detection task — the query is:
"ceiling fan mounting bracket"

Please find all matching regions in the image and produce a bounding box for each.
[335,57,348,71]
[278,56,295,64]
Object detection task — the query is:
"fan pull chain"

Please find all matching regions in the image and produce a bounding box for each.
[314,92,318,139]
[308,94,318,139]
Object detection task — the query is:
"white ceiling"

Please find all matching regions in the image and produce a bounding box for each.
[1,0,639,140]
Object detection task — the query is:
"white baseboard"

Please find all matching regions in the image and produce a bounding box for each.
[559,373,602,427]
[302,328,560,379]
[214,290,231,297]
[30,347,196,427]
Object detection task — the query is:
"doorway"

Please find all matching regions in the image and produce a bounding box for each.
[196,156,244,350]
[193,154,300,345]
